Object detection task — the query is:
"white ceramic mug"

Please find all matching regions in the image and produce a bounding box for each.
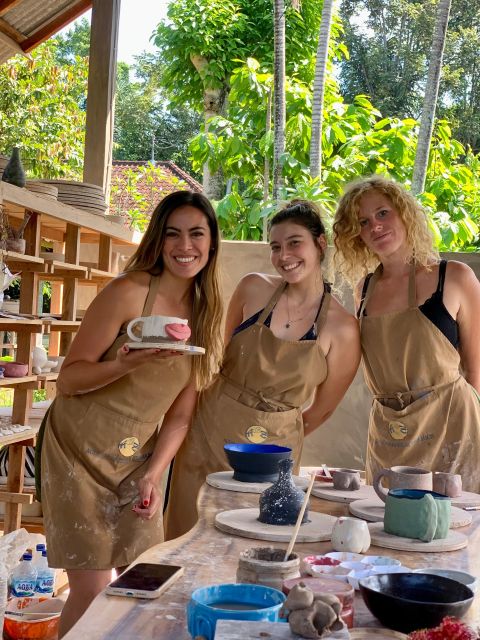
[126,315,188,342]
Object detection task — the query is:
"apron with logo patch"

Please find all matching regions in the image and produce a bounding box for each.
[359,263,480,491]
[40,275,191,570]
[164,281,330,540]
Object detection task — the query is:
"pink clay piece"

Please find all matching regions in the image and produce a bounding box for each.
[165,323,191,341]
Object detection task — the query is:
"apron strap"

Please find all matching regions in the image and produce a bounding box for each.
[358,266,382,328]
[142,275,162,316]
[314,283,331,336]
[408,261,417,309]
[257,281,287,325]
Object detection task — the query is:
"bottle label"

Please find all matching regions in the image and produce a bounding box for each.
[11,580,36,597]
[36,576,54,593]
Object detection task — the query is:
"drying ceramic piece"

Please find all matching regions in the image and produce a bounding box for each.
[349,497,472,528]
[1,148,25,187]
[432,471,462,498]
[280,584,347,639]
[215,508,336,542]
[206,471,308,493]
[368,522,468,552]
[126,342,205,354]
[127,314,191,343]
[373,466,432,503]
[332,469,361,491]
[312,483,376,504]
[331,517,371,553]
[259,459,307,525]
[236,547,300,590]
[384,489,450,542]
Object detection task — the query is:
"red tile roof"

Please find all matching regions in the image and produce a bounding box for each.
[109,161,202,217]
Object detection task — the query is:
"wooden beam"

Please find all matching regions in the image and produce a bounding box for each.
[0,1,22,17]
[0,16,25,43]
[83,0,121,201]
[21,0,92,53]
[0,26,28,57]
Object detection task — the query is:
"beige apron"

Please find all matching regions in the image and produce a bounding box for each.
[40,275,191,570]
[359,263,480,491]
[164,282,330,540]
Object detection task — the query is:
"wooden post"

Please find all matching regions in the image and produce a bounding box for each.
[98,234,112,272]
[5,444,26,532]
[83,0,121,204]
[23,211,41,256]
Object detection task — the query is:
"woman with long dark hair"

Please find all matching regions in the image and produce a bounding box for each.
[39,191,223,636]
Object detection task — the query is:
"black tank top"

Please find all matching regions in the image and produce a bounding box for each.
[233,283,331,341]
[359,260,459,349]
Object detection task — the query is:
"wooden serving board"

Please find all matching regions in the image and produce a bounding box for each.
[207,471,309,493]
[312,483,376,504]
[215,508,336,542]
[368,522,468,552]
[215,619,349,639]
[450,489,480,508]
[349,498,473,529]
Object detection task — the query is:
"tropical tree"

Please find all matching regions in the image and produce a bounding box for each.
[310,0,336,179]
[272,0,286,201]
[412,0,452,194]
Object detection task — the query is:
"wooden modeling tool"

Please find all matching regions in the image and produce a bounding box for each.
[322,464,332,478]
[283,471,317,561]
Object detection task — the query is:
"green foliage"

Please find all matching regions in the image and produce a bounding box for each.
[192,57,480,250]
[153,0,322,109]
[0,41,88,178]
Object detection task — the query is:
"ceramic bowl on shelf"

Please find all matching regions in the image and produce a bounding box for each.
[223,443,292,482]
[359,572,474,633]
[413,568,478,593]
[2,362,29,377]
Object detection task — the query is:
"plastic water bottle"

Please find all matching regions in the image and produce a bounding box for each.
[10,553,37,598]
[32,543,45,572]
[35,550,55,597]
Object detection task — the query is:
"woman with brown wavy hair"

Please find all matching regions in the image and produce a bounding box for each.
[38,191,223,636]
[164,199,360,540]
[333,175,480,489]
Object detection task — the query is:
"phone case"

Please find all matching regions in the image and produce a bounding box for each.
[105,565,184,599]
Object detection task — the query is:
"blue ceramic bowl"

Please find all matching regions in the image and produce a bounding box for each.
[359,572,474,633]
[224,443,292,482]
[187,583,286,640]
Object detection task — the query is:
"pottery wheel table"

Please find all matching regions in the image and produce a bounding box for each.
[215,508,337,542]
[349,498,473,529]
[450,490,480,508]
[312,483,376,504]
[207,471,308,493]
[368,522,468,552]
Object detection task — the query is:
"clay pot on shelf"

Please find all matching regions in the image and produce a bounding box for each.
[2,362,28,377]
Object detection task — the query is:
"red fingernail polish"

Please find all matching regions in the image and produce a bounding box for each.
[143,500,149,507]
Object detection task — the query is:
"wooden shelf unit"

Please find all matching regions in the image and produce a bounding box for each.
[0,181,139,532]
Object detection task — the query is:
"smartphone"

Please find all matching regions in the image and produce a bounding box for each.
[105,562,184,599]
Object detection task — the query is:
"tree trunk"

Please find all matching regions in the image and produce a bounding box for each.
[263,88,272,241]
[191,54,227,200]
[273,0,286,202]
[412,0,452,195]
[309,0,335,179]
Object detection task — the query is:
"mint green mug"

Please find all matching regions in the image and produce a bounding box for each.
[384,489,451,542]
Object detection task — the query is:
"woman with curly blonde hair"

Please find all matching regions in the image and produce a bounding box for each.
[333,175,480,489]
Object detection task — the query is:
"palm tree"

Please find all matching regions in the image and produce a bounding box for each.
[412,0,452,195]
[309,0,335,180]
[272,0,286,202]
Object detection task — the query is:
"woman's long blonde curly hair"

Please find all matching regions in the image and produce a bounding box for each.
[333,175,438,286]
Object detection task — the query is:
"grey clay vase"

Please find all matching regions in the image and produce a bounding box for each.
[1,147,26,188]
[258,458,308,525]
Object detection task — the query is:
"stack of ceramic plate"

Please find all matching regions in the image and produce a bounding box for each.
[0,155,8,179]
[25,180,58,200]
[38,180,107,216]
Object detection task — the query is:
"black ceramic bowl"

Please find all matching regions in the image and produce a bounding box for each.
[224,443,292,482]
[359,573,474,633]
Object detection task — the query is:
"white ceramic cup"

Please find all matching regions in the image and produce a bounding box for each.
[126,315,188,342]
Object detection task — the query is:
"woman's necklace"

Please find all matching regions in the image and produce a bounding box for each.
[284,287,318,329]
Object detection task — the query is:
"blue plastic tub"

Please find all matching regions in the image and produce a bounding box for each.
[224,443,292,482]
[187,582,286,640]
